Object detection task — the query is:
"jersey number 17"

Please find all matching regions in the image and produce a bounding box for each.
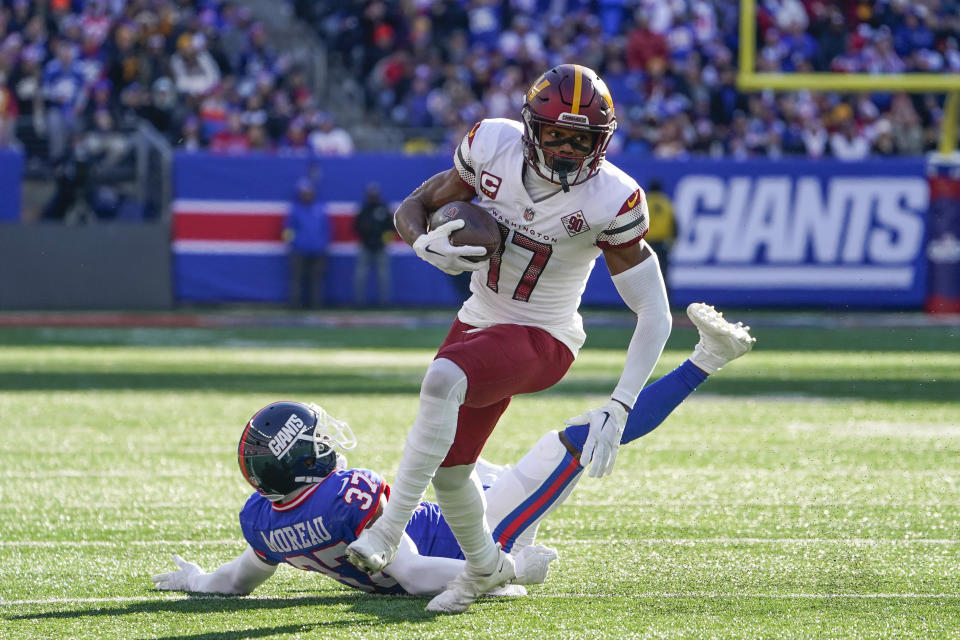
[486,222,553,302]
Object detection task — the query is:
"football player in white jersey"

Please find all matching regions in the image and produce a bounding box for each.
[347,64,673,613]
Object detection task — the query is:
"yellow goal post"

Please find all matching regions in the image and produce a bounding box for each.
[735,0,960,153]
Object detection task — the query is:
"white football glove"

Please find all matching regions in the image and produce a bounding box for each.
[152,554,204,592]
[412,219,487,275]
[566,400,629,478]
[513,544,559,585]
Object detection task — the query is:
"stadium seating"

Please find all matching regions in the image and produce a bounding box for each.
[0,0,956,167]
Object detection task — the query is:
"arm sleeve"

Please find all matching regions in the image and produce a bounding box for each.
[609,249,672,408]
[191,547,278,595]
[382,533,466,596]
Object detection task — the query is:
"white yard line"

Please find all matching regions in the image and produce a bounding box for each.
[565,501,960,507]
[2,592,959,607]
[1,537,957,548]
[0,539,245,547]
[552,537,960,545]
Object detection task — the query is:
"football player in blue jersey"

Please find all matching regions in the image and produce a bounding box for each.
[152,303,754,600]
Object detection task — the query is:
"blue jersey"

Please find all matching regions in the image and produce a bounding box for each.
[238,467,463,594]
[405,502,463,560]
[239,467,404,594]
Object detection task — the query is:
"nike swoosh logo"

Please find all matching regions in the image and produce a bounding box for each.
[424,244,444,257]
[479,557,507,578]
[600,412,610,429]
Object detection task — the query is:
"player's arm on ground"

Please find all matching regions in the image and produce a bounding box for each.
[152,547,277,595]
[381,533,466,596]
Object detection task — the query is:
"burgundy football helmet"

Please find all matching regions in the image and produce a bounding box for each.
[521,64,617,191]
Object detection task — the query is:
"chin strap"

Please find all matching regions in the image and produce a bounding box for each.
[553,158,576,193]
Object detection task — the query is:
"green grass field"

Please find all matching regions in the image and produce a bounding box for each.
[1,312,958,639]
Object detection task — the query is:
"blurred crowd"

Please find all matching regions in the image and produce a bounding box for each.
[304,0,960,158]
[1,0,958,165]
[0,0,353,171]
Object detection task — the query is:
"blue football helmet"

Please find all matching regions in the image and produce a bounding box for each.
[238,401,357,501]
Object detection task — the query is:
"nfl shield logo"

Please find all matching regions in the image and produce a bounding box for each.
[523,207,536,222]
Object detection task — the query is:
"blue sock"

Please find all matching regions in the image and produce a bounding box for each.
[563,360,708,451]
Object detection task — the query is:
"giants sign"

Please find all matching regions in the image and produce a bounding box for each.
[669,171,929,306]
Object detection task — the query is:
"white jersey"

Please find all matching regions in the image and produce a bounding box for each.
[453,118,649,356]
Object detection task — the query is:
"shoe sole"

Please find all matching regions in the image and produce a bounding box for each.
[686,303,757,355]
[345,548,388,574]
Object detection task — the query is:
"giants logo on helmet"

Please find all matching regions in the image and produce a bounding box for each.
[268,413,308,458]
[480,171,502,199]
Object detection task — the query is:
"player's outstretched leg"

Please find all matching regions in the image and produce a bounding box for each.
[485,304,756,552]
[611,302,756,444]
[484,431,582,554]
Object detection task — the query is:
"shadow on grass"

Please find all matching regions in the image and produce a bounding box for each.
[4,593,457,635]
[0,371,954,402]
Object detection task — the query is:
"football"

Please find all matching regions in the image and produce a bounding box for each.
[428,201,502,261]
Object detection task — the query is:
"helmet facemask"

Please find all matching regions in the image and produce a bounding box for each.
[239,401,358,502]
[304,401,356,475]
[522,108,615,191]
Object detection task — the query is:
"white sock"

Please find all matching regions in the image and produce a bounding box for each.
[373,358,467,543]
[690,343,726,374]
[433,464,499,574]
[433,464,498,574]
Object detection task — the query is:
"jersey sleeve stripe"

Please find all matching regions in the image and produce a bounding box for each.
[457,174,476,191]
[453,137,478,192]
[596,234,645,251]
[604,213,647,236]
[353,481,387,537]
[457,143,475,175]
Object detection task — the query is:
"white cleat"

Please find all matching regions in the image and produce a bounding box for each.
[484,584,527,597]
[426,549,517,614]
[346,528,398,574]
[687,303,756,374]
